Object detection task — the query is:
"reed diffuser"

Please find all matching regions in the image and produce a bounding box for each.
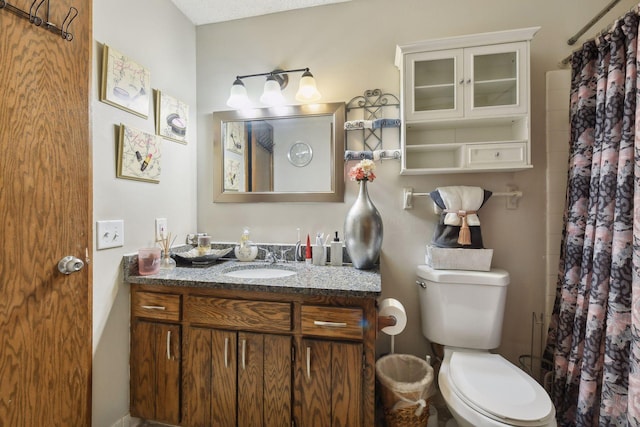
[159,232,177,271]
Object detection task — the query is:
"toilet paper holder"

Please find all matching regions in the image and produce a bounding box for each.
[378,314,397,331]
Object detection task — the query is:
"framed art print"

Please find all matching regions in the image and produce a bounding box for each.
[117,124,161,183]
[224,158,241,191]
[155,90,189,144]
[100,45,151,118]
[225,121,245,154]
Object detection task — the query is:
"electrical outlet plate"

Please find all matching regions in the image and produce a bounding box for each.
[96,220,124,250]
[155,218,168,241]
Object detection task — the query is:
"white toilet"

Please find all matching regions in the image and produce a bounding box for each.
[416,265,556,427]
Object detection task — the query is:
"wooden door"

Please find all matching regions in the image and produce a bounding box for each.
[0,0,92,425]
[300,339,363,427]
[238,333,291,427]
[130,320,181,425]
[183,327,237,427]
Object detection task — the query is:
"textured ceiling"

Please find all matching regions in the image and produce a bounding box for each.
[171,0,351,25]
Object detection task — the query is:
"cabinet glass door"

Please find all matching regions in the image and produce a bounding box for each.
[473,51,517,107]
[406,50,463,120]
[465,42,527,116]
[415,58,455,111]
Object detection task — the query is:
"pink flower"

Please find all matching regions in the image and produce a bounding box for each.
[349,159,377,182]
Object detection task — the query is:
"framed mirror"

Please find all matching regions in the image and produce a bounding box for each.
[213,103,345,202]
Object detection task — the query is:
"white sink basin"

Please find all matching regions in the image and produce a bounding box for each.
[224,267,297,279]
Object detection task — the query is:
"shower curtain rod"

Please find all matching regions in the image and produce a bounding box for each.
[567,0,622,46]
[560,0,629,66]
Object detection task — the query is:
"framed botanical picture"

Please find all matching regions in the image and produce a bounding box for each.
[225,121,245,154]
[155,90,189,144]
[100,45,151,118]
[224,158,241,191]
[117,124,161,183]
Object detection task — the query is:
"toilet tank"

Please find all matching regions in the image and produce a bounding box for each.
[416,265,510,350]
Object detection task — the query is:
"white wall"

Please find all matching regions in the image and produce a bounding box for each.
[545,70,571,334]
[195,0,639,365]
[91,0,197,425]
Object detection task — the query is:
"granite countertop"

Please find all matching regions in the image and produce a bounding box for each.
[123,254,381,298]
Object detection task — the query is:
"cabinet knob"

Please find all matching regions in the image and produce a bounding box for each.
[459,79,464,85]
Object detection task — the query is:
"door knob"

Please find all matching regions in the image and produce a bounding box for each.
[58,256,84,274]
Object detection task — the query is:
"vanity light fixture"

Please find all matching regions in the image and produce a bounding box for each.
[226,67,321,109]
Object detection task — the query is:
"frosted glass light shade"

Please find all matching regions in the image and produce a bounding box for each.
[226,79,250,109]
[295,71,321,102]
[260,76,286,106]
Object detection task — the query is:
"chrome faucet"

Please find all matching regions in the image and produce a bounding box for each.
[263,249,277,264]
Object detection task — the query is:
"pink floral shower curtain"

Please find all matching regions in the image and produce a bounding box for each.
[544,11,640,426]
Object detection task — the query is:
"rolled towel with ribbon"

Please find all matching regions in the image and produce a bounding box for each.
[429,186,492,248]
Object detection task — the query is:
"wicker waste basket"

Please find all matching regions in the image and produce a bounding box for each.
[376,354,434,427]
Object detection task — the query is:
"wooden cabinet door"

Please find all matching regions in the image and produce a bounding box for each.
[130,320,181,425]
[300,339,363,427]
[183,327,237,427]
[238,333,292,427]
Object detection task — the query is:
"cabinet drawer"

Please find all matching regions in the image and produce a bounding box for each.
[466,142,526,167]
[185,296,292,332]
[301,306,363,340]
[132,291,181,321]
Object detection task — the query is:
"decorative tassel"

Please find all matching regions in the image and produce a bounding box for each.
[458,214,471,246]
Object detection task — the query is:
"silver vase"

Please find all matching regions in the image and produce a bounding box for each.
[344,180,383,269]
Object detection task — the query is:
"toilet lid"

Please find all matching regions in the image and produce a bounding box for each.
[449,352,553,424]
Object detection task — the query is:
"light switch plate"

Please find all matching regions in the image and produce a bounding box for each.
[96,220,124,250]
[155,218,167,241]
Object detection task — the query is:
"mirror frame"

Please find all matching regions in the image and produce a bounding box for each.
[213,102,345,203]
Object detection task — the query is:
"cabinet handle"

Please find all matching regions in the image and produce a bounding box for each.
[224,337,229,368]
[141,305,165,310]
[166,330,171,360]
[459,79,464,85]
[313,320,347,328]
[494,151,501,158]
[466,78,472,84]
[242,339,246,370]
[306,346,311,380]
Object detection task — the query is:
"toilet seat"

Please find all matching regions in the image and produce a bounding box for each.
[448,352,554,426]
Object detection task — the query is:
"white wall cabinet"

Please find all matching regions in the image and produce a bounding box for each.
[396,27,539,174]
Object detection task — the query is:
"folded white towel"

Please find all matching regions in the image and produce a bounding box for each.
[436,186,484,226]
[344,120,373,130]
[344,150,373,161]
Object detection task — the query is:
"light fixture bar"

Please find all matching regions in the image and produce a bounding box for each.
[226,67,320,108]
[234,67,310,81]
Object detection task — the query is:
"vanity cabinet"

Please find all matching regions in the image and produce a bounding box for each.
[182,296,292,427]
[130,284,378,427]
[183,327,291,427]
[395,27,539,174]
[130,291,182,425]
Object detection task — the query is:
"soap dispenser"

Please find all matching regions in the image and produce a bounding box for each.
[234,227,258,262]
[330,231,343,266]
